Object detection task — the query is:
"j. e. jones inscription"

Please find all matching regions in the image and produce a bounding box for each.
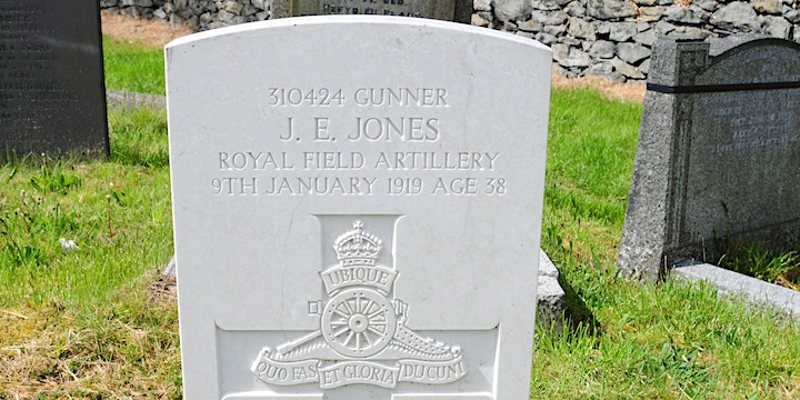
[167,17,550,399]
[213,87,506,197]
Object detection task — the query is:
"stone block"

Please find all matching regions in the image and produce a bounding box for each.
[568,16,596,40]
[752,0,782,14]
[710,2,759,32]
[493,0,533,21]
[587,0,637,20]
[589,40,615,58]
[762,15,791,38]
[616,42,651,64]
[609,22,638,41]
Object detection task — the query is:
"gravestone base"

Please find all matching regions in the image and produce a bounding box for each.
[537,251,566,335]
[672,263,800,320]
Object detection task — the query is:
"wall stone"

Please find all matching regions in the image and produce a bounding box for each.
[100,0,800,82]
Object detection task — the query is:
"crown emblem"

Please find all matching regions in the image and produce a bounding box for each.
[333,221,382,266]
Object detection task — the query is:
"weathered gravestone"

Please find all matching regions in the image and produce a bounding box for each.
[618,37,800,282]
[271,0,472,23]
[167,16,551,399]
[0,0,108,159]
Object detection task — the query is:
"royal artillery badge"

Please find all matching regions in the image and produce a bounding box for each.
[252,221,465,389]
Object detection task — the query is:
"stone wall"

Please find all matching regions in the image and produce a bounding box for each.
[100,0,800,82]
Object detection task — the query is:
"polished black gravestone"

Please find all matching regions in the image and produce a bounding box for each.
[0,0,108,159]
[618,36,800,282]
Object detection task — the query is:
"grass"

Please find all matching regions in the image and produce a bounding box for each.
[0,107,180,397]
[718,241,800,291]
[103,37,165,95]
[1,37,799,399]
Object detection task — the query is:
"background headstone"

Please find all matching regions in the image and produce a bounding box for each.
[272,0,473,23]
[0,0,108,159]
[167,16,550,399]
[618,36,800,282]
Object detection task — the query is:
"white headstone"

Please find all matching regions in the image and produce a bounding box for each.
[167,16,551,400]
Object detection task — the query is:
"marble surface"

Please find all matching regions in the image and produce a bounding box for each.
[167,16,550,399]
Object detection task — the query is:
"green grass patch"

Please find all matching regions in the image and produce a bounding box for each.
[533,87,800,399]
[103,36,165,95]
[0,106,179,397]
[0,107,172,310]
[718,241,800,291]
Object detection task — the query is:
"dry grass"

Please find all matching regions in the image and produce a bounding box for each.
[0,303,181,399]
[551,73,646,103]
[101,10,193,48]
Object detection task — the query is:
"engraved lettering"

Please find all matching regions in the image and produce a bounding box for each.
[218,152,293,170]
[373,152,500,170]
[303,152,364,170]
[349,117,440,142]
[353,88,449,107]
[281,117,295,141]
[314,117,332,141]
[212,177,257,196]
[264,177,376,195]
[431,177,477,195]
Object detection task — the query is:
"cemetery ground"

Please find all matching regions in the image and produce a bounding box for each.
[1,17,799,400]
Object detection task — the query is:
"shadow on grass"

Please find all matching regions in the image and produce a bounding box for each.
[557,272,600,336]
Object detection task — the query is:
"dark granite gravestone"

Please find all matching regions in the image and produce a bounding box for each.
[0,0,108,160]
[618,36,800,282]
[272,0,472,23]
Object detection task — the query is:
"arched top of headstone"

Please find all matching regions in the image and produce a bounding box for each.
[166,15,547,52]
[646,36,800,91]
[699,37,800,86]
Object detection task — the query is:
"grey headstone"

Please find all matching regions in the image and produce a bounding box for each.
[618,37,800,281]
[271,0,473,23]
[0,0,108,160]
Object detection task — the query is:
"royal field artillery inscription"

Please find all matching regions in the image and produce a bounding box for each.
[167,16,550,399]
